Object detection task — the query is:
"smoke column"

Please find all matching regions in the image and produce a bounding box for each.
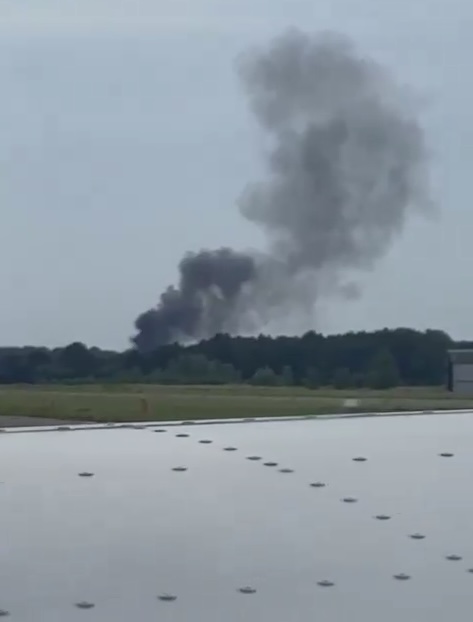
[133,29,431,351]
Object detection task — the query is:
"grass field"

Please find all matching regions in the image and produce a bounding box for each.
[0,384,471,423]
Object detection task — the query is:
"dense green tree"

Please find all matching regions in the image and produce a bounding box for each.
[249,367,281,386]
[60,342,97,378]
[366,348,400,389]
[280,365,294,386]
[332,367,354,389]
[0,327,458,387]
[303,367,321,389]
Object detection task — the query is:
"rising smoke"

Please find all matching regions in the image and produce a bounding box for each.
[132,29,431,351]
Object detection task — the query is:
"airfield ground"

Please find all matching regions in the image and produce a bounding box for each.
[0,384,471,426]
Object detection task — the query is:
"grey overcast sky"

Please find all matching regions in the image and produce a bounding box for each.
[0,0,472,349]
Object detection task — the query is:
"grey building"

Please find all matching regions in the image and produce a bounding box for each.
[447,349,473,394]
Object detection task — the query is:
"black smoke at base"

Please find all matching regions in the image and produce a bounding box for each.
[132,29,432,351]
[133,248,257,351]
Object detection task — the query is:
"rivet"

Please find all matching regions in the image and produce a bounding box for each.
[439,452,454,458]
[310,482,326,488]
[317,580,335,587]
[446,554,462,561]
[353,457,367,462]
[342,497,358,503]
[158,594,177,602]
[375,515,391,520]
[199,440,212,444]
[0,611,9,617]
[263,462,278,467]
[181,421,196,425]
[279,468,294,473]
[238,587,256,594]
[172,466,188,472]
[467,568,473,573]
[75,602,95,609]
[78,472,94,478]
[409,533,426,540]
[223,447,237,451]
[154,429,167,433]
[176,433,189,438]
[247,456,262,461]
[393,573,411,581]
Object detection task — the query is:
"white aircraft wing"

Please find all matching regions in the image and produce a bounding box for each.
[0,412,471,620]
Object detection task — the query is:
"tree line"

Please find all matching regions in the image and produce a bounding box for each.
[0,328,465,388]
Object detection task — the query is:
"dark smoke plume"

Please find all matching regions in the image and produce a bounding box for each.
[133,29,431,351]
